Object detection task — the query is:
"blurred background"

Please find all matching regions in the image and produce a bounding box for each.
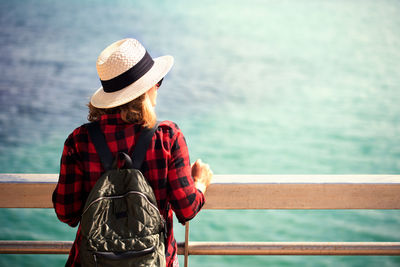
[0,0,399,266]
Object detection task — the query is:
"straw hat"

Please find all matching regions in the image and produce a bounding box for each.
[90,38,174,108]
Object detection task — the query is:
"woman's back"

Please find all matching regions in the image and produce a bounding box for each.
[53,38,212,267]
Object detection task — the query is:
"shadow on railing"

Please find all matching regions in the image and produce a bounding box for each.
[1,173,400,257]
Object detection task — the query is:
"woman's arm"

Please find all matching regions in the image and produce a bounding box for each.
[167,130,207,224]
[52,131,84,227]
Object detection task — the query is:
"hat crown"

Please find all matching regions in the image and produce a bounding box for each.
[96,38,146,81]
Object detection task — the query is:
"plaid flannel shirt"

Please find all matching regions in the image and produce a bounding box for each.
[52,114,205,267]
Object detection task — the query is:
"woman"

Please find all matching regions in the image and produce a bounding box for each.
[52,38,213,266]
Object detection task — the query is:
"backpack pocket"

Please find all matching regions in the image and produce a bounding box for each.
[94,246,155,260]
[91,246,158,267]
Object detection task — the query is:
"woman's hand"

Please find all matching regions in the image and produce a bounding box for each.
[191,159,213,193]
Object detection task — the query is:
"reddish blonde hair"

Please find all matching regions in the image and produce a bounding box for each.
[87,92,156,128]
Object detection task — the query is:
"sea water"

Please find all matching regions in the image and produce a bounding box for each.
[1,0,400,266]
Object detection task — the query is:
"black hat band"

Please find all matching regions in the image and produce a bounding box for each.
[101,51,154,93]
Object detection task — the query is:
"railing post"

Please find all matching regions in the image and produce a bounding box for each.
[184,222,190,267]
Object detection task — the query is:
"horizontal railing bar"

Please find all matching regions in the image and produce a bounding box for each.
[0,241,72,254]
[2,174,399,184]
[1,174,400,209]
[1,241,399,256]
[178,242,400,256]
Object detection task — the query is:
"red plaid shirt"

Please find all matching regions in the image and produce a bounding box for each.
[52,114,205,267]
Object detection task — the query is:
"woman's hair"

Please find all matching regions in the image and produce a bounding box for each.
[87,92,156,128]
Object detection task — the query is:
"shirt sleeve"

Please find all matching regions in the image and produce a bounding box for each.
[52,131,84,227]
[167,128,205,224]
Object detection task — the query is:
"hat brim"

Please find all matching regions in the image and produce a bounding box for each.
[90,55,174,109]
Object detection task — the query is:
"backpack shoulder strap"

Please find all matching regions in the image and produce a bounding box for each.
[131,121,161,169]
[85,121,113,171]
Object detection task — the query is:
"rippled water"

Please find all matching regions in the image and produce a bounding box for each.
[1,0,400,266]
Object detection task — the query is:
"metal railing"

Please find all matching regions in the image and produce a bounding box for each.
[1,173,400,257]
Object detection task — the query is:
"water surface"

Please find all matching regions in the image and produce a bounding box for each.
[1,0,400,266]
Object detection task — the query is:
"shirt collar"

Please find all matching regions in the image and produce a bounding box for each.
[99,113,126,125]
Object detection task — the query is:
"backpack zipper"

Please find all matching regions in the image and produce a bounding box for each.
[93,246,155,260]
[93,253,98,267]
[82,191,160,216]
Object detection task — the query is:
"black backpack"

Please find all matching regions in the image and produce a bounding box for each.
[80,121,166,267]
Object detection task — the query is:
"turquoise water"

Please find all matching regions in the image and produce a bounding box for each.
[1,0,400,266]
